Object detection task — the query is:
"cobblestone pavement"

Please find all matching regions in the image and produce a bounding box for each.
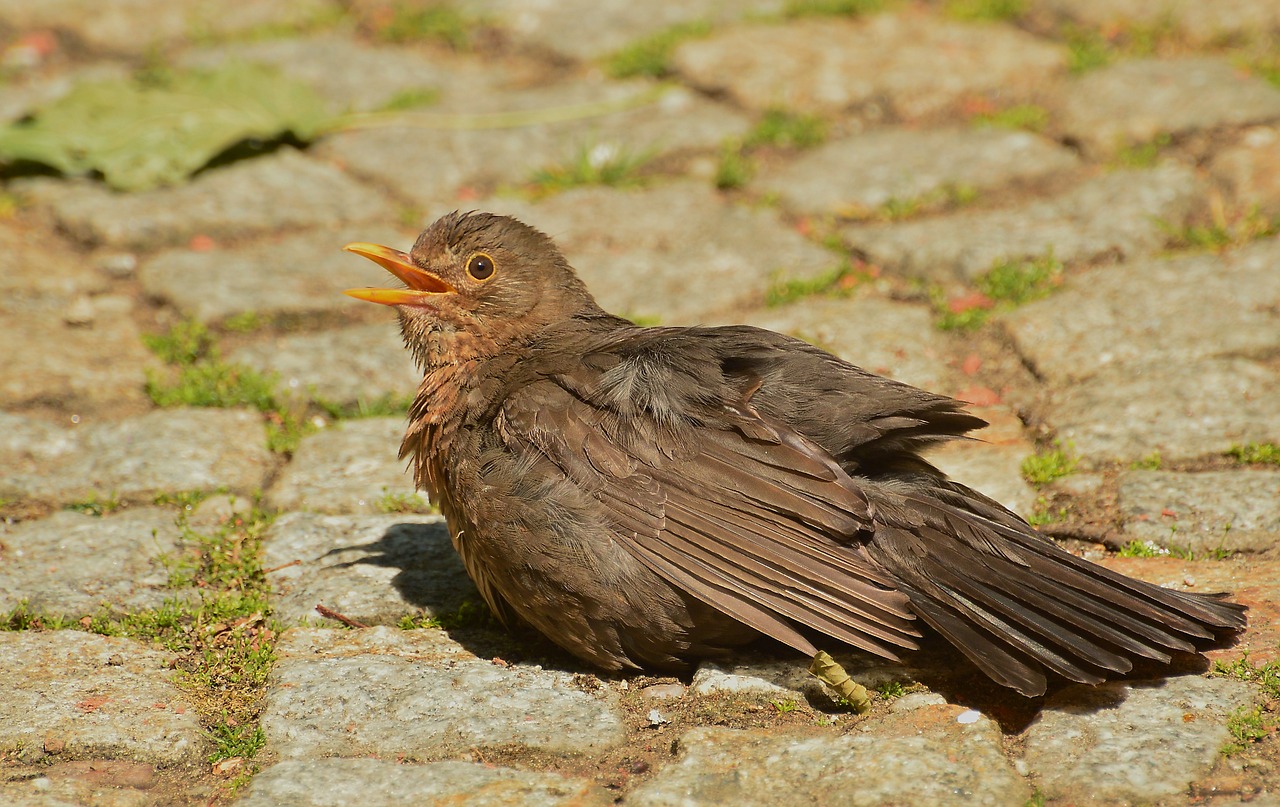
[2,1,1280,804]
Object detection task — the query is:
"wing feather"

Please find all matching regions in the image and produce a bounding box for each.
[499,376,919,662]
[493,330,1244,692]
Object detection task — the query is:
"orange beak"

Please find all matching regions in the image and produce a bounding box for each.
[342,242,456,306]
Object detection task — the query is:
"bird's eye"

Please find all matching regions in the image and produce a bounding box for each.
[466,253,495,281]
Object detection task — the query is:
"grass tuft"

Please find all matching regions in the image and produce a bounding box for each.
[315,393,413,421]
[1111,133,1172,169]
[875,681,907,699]
[1062,15,1185,76]
[208,721,267,762]
[398,597,499,632]
[713,108,825,192]
[528,143,653,195]
[1116,539,1168,558]
[715,142,754,190]
[143,319,312,454]
[376,489,436,514]
[222,311,263,333]
[1228,442,1280,466]
[970,104,1048,133]
[934,253,1062,330]
[143,319,215,365]
[873,183,979,223]
[605,21,710,79]
[154,490,213,511]
[1021,442,1078,486]
[1223,706,1273,755]
[64,491,124,517]
[6,500,282,783]
[1027,496,1068,527]
[1115,539,1230,561]
[745,109,828,150]
[1064,25,1113,74]
[2,601,75,631]
[783,0,887,18]
[1253,52,1280,89]
[765,261,875,307]
[1162,207,1280,253]
[146,360,279,410]
[374,3,475,49]
[1130,451,1163,470]
[943,0,1025,22]
[1213,653,1280,699]
[979,254,1064,305]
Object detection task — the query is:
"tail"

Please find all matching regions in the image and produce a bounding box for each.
[862,478,1247,696]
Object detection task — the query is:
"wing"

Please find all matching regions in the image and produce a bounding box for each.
[496,329,1244,694]
[694,327,1245,695]
[695,325,989,474]
[495,351,923,664]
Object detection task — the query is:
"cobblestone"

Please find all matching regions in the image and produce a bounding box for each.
[36,149,394,250]
[1056,58,1280,157]
[265,419,417,515]
[1005,239,1280,386]
[756,127,1079,218]
[739,295,955,392]
[0,508,188,617]
[2,2,1278,803]
[316,82,749,209]
[1043,357,1280,463]
[480,183,834,323]
[1118,470,1280,555]
[1209,126,1280,215]
[462,0,774,62]
[843,164,1203,280]
[240,758,609,807]
[674,14,1065,117]
[263,628,627,759]
[228,323,419,407]
[1043,0,1280,46]
[1022,675,1255,803]
[0,631,208,767]
[0,409,273,506]
[0,223,156,413]
[178,35,504,115]
[138,225,407,324]
[631,706,1030,806]
[262,513,472,627]
[0,0,339,56]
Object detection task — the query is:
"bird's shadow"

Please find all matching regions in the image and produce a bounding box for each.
[321,520,595,669]
[319,521,1217,733]
[892,643,1215,733]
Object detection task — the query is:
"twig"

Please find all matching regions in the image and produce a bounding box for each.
[263,559,301,574]
[315,604,369,629]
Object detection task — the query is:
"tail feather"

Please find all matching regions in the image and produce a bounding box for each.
[865,483,1247,696]
[901,586,1051,695]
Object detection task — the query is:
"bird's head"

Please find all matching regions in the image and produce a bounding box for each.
[344,211,599,368]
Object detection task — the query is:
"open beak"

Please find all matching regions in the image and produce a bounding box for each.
[342,242,456,306]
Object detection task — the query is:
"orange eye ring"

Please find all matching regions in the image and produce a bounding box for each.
[467,253,496,281]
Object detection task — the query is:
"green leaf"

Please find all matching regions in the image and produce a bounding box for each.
[0,63,333,191]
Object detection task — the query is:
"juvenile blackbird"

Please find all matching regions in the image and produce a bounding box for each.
[343,211,1246,698]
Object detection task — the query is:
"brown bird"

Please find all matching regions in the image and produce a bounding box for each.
[343,211,1245,699]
